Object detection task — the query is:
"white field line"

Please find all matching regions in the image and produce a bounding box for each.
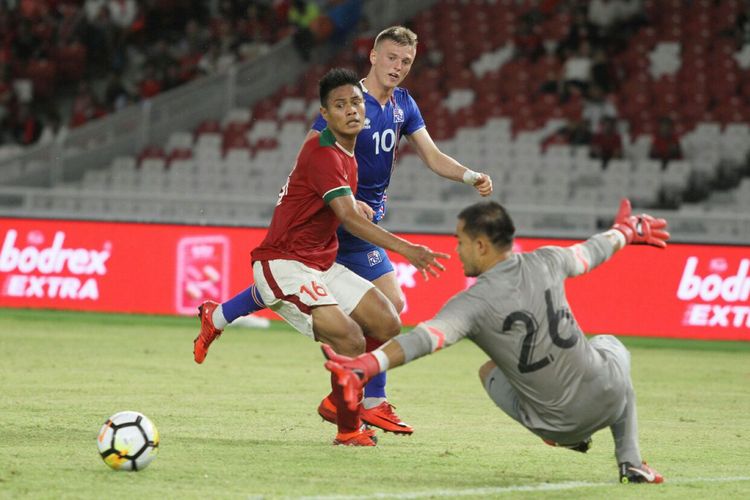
[290,476,750,500]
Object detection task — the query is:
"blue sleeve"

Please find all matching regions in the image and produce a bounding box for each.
[403,91,426,136]
[311,114,327,132]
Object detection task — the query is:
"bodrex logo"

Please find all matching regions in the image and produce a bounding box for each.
[0,229,111,300]
[677,257,750,328]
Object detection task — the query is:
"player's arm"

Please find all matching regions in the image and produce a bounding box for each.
[323,321,462,411]
[322,301,474,411]
[559,198,670,277]
[328,194,449,279]
[407,128,493,196]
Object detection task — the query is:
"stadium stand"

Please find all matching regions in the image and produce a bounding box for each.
[0,0,301,150]
[0,0,749,244]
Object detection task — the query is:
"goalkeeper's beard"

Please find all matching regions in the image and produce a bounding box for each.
[461,264,480,278]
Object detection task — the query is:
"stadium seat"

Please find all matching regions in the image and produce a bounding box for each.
[662,160,691,191]
[223,108,252,126]
[166,131,194,153]
[194,120,222,137]
[112,156,137,171]
[167,148,193,165]
[634,159,663,178]
[223,130,250,153]
[137,146,166,165]
[81,170,109,190]
[278,97,307,121]
[169,158,197,173]
[195,133,223,153]
[248,119,278,144]
[140,158,167,173]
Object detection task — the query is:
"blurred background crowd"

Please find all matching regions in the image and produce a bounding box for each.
[0,0,361,147]
[2,0,750,217]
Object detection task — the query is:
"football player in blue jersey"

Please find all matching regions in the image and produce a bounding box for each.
[194,26,493,435]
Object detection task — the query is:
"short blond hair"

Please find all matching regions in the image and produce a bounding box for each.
[374,25,418,48]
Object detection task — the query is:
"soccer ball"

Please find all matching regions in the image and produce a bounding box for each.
[97,411,159,471]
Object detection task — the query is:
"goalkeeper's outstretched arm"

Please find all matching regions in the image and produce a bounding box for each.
[564,198,670,278]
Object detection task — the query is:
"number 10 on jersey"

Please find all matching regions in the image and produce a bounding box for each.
[372,129,396,155]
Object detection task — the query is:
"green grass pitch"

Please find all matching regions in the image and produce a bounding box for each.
[1,308,749,499]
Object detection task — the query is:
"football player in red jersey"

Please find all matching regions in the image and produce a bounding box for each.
[238,68,448,446]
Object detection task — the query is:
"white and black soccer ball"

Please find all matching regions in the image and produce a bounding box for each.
[97,411,159,471]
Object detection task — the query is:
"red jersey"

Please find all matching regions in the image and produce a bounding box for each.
[251,128,357,270]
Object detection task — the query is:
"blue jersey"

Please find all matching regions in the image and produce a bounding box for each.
[313,82,425,276]
[312,82,425,227]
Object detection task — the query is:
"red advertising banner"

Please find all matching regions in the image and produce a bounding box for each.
[1,218,747,341]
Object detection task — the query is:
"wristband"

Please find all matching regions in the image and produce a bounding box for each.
[607,227,629,247]
[463,169,481,185]
[371,349,390,373]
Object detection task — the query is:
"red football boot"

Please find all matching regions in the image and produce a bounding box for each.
[318,397,413,435]
[193,301,223,364]
[361,401,414,435]
[333,427,377,446]
[317,395,337,425]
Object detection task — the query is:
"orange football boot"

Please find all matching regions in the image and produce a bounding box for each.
[193,301,223,364]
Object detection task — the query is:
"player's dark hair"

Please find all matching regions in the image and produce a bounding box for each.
[319,68,360,107]
[374,25,418,47]
[458,201,515,249]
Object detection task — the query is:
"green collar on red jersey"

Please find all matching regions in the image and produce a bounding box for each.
[319,128,336,147]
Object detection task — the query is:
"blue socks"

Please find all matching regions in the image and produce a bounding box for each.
[222,284,265,322]
[364,372,387,399]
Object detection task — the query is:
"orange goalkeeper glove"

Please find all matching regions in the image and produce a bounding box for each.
[321,344,380,411]
[612,198,670,249]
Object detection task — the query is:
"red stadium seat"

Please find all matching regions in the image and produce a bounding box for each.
[224,121,249,136]
[137,145,166,165]
[252,100,277,120]
[194,119,222,137]
[223,131,250,153]
[253,137,278,152]
[167,148,193,166]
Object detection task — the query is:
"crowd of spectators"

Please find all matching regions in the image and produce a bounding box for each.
[4,0,746,177]
[523,1,644,164]
[0,0,344,151]
[524,0,743,171]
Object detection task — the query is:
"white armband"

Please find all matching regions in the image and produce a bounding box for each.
[604,228,628,248]
[462,169,481,185]
[371,349,390,372]
[569,243,592,276]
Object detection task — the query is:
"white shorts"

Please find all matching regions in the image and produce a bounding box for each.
[252,259,375,339]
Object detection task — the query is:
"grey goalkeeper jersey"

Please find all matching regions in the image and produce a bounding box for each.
[401,234,629,434]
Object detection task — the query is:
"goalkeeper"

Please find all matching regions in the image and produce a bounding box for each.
[323,198,667,484]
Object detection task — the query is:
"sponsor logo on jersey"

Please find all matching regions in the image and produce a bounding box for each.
[363,117,371,130]
[393,107,404,123]
[677,256,750,328]
[367,250,382,267]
